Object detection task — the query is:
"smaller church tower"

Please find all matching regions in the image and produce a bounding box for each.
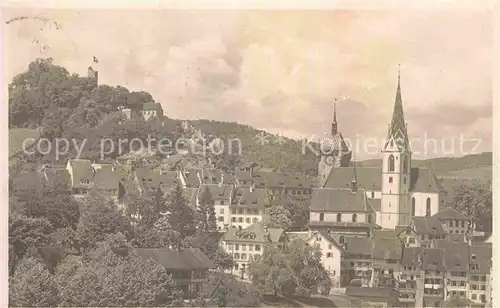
[380,67,412,229]
[318,100,352,187]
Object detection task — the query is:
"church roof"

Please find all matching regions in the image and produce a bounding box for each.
[310,188,376,213]
[432,207,470,221]
[319,132,351,155]
[323,166,443,193]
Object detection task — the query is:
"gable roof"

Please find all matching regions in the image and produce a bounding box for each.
[200,184,233,200]
[324,167,381,190]
[323,166,443,194]
[316,230,343,250]
[432,207,470,221]
[223,222,284,243]
[253,171,315,188]
[135,248,215,270]
[182,168,201,187]
[92,168,119,192]
[310,188,375,213]
[344,237,372,257]
[412,216,447,235]
[372,237,403,260]
[231,187,269,208]
[142,102,163,111]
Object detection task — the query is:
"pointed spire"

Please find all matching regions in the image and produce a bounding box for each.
[385,65,410,152]
[332,98,338,135]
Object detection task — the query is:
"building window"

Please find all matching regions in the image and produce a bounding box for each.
[245,218,250,223]
[235,244,239,250]
[234,253,240,259]
[404,177,407,184]
[218,216,224,222]
[352,214,357,223]
[339,236,345,244]
[220,201,225,205]
[255,245,261,251]
[241,253,247,260]
[371,191,375,198]
[389,177,393,183]
[319,213,324,221]
[253,218,258,223]
[426,198,431,217]
[412,197,416,216]
[388,155,395,172]
[328,244,333,249]
[231,217,236,222]
[327,252,333,258]
[455,220,460,227]
[238,217,243,223]
[336,213,341,222]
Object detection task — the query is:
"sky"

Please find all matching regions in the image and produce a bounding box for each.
[2,6,494,160]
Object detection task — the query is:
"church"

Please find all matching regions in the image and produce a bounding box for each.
[311,73,446,234]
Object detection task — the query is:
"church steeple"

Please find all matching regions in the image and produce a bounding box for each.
[351,155,358,192]
[385,65,410,152]
[332,99,338,135]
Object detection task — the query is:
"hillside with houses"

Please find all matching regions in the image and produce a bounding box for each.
[8,59,493,307]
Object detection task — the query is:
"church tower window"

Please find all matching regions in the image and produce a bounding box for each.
[388,155,395,172]
[339,236,345,244]
[426,198,431,217]
[336,213,342,222]
[412,197,416,216]
[352,214,357,223]
[319,213,324,222]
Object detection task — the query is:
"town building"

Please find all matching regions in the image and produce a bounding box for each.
[306,230,343,287]
[141,102,164,121]
[220,222,287,279]
[135,248,215,299]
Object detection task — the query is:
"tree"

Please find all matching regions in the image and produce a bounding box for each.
[446,181,492,232]
[165,183,195,248]
[77,191,133,251]
[9,212,55,276]
[9,257,60,307]
[205,272,262,307]
[263,206,293,230]
[196,186,217,233]
[248,240,331,297]
[187,232,233,270]
[56,240,182,307]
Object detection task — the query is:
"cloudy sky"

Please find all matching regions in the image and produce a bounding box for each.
[3,6,493,159]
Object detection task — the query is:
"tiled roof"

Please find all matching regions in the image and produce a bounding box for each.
[310,188,376,213]
[323,166,443,194]
[68,159,95,189]
[234,170,253,182]
[344,237,372,256]
[470,243,492,274]
[231,187,269,208]
[372,237,402,260]
[223,222,284,243]
[317,230,343,250]
[200,184,233,200]
[434,240,470,272]
[319,132,351,154]
[432,207,470,221]
[324,167,382,190]
[200,169,234,185]
[92,168,119,192]
[253,171,315,188]
[412,216,447,235]
[409,167,445,193]
[42,166,72,189]
[401,247,446,270]
[135,248,215,270]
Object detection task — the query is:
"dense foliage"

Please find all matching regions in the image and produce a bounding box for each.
[248,240,331,297]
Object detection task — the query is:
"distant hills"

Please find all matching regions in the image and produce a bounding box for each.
[358,152,492,180]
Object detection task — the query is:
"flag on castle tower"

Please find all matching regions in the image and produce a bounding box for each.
[93,56,99,63]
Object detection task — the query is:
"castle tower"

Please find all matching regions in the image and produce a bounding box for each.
[318,100,352,187]
[380,68,412,229]
[88,66,98,86]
